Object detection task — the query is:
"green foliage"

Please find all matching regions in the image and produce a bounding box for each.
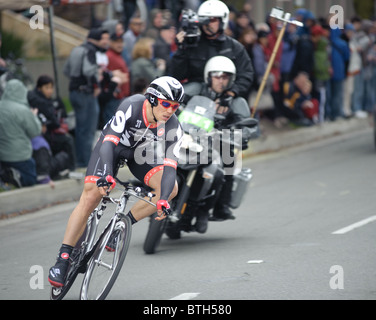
[1,31,25,59]
[353,0,375,19]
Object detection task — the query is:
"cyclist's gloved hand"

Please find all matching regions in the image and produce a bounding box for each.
[96,175,116,195]
[155,199,170,221]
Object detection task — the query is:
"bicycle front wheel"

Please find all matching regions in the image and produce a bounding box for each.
[80,215,132,300]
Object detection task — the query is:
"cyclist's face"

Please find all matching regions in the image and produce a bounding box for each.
[154,99,179,123]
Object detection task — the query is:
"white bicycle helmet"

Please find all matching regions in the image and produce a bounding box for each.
[204,56,236,88]
[198,0,230,30]
[145,76,185,106]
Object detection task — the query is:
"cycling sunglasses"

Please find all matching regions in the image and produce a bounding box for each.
[157,98,180,110]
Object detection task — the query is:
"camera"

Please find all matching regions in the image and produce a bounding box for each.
[180,9,201,47]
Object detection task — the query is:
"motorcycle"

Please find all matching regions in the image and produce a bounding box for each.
[143,95,258,254]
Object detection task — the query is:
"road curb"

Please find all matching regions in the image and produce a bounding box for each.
[0,117,371,218]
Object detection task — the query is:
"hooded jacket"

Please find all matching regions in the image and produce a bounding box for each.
[0,79,41,162]
[330,28,350,81]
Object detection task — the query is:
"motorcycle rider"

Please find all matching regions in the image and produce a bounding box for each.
[48,76,184,287]
[170,0,254,100]
[183,56,253,232]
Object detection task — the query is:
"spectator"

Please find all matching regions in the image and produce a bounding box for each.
[365,41,376,113]
[102,19,125,38]
[264,16,284,120]
[252,30,269,86]
[99,33,130,126]
[27,75,76,172]
[154,24,177,73]
[361,19,375,114]
[31,129,56,188]
[282,72,319,125]
[290,19,315,81]
[122,0,137,30]
[326,24,350,121]
[144,8,165,39]
[280,23,298,84]
[0,79,41,187]
[347,17,371,118]
[122,15,145,66]
[170,0,254,99]
[232,11,254,41]
[311,24,331,123]
[238,27,257,78]
[63,28,108,168]
[130,37,164,93]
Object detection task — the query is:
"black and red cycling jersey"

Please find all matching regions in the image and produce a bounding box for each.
[85,94,183,201]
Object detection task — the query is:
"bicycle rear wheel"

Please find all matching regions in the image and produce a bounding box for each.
[80,214,132,300]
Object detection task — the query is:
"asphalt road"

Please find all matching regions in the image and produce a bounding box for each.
[1,128,375,301]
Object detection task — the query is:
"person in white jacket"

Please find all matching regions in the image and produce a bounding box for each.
[343,20,370,118]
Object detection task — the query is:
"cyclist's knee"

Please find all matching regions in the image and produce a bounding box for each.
[82,182,102,204]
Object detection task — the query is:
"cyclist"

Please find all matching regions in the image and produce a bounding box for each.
[48,76,184,287]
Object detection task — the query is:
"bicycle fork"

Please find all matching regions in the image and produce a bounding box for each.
[91,195,129,271]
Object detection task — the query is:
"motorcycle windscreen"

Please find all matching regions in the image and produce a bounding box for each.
[178,96,216,133]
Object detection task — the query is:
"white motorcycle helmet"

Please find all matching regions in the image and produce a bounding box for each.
[198,0,230,31]
[204,56,236,89]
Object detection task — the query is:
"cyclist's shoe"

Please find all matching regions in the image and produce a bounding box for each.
[48,260,69,287]
[105,231,119,252]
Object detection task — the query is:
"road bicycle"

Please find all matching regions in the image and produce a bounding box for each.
[50,177,157,300]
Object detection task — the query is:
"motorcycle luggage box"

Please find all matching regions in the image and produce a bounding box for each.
[229,168,252,209]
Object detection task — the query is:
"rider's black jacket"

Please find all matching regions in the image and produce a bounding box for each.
[169,33,254,99]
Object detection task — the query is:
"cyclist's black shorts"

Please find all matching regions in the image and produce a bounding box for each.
[84,134,164,187]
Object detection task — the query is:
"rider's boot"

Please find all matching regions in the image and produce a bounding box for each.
[48,244,73,287]
[194,210,209,233]
[212,175,236,220]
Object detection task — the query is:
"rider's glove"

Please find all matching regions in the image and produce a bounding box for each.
[219,93,233,108]
[156,199,171,215]
[96,175,116,189]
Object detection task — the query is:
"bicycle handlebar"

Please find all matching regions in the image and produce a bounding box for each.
[101,177,170,216]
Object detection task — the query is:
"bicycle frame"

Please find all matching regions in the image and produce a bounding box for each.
[51,179,159,300]
[80,190,130,269]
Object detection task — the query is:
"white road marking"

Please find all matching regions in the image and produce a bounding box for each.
[170,293,200,300]
[332,215,376,234]
[247,260,264,264]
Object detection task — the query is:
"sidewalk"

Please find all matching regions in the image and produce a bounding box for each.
[0,116,372,218]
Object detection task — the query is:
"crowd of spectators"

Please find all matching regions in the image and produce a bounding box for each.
[1,1,376,190]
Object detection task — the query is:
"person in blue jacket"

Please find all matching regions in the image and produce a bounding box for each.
[326,26,350,121]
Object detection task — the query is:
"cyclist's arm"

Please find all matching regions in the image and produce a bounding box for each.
[159,124,183,201]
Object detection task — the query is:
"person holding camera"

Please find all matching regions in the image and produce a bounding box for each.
[170,0,254,100]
